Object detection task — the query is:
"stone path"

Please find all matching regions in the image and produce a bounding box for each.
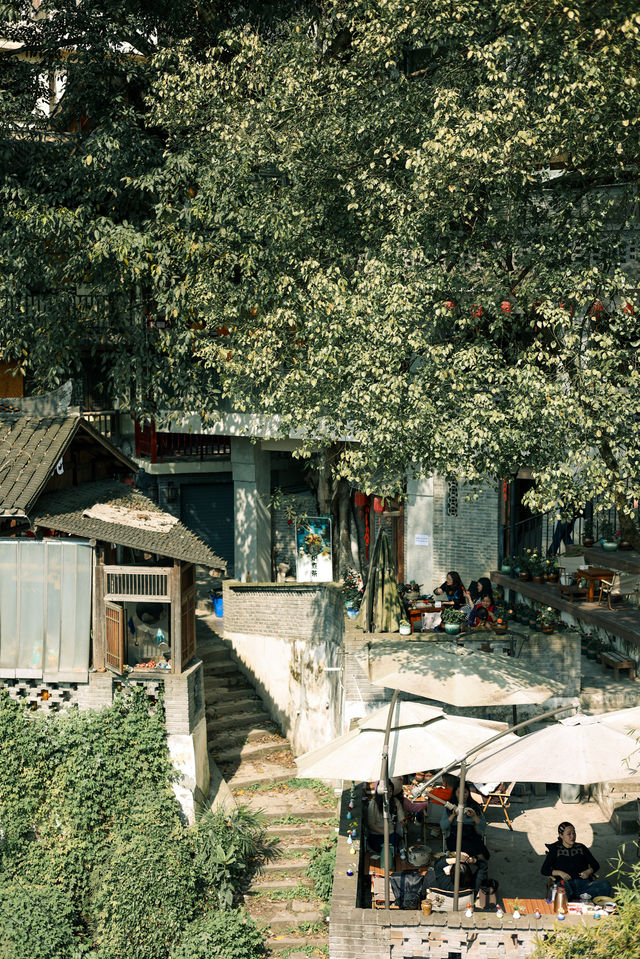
[197,605,335,957]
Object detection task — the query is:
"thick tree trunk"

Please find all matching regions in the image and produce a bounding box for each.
[337,478,353,578]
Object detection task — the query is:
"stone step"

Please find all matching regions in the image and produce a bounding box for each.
[212,726,281,749]
[206,695,262,717]
[205,683,258,703]
[203,663,244,680]
[263,860,310,876]
[244,903,325,932]
[248,876,314,893]
[265,935,328,955]
[266,826,334,845]
[207,708,272,733]
[203,673,251,691]
[213,739,292,764]
[242,801,337,823]
[199,646,233,666]
[226,764,298,790]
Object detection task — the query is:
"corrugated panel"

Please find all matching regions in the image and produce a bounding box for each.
[180,481,234,577]
[0,539,91,681]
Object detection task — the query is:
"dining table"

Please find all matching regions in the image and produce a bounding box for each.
[408,602,453,633]
[576,566,616,603]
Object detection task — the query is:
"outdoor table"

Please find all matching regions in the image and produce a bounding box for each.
[408,602,451,632]
[576,566,616,602]
[503,898,555,915]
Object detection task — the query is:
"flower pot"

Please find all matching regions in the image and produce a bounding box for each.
[545,572,559,583]
[602,541,618,551]
[399,624,411,635]
[532,574,545,584]
[519,571,531,582]
[501,564,512,574]
[582,536,594,547]
[444,623,460,635]
[541,625,555,634]
[494,624,508,634]
[346,607,359,620]
[620,540,633,550]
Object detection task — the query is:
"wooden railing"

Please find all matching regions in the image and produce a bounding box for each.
[104,566,172,601]
[134,418,231,463]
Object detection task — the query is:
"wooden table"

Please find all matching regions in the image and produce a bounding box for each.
[408,603,451,632]
[576,567,616,602]
[503,898,555,915]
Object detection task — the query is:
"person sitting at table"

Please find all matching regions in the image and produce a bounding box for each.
[433,852,475,893]
[469,593,497,628]
[541,822,612,900]
[434,571,467,609]
[440,784,489,893]
[367,780,408,856]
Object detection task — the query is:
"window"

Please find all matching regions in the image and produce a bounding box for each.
[446,480,458,517]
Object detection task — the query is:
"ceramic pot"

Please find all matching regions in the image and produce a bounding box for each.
[620,540,633,550]
[494,625,508,634]
[602,541,618,551]
[545,572,559,583]
[399,624,411,635]
[501,564,512,574]
[346,607,359,620]
[532,574,545,584]
[542,625,555,634]
[444,623,460,635]
[519,571,531,581]
[582,537,594,548]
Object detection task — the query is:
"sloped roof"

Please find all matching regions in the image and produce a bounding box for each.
[0,413,134,516]
[33,480,226,571]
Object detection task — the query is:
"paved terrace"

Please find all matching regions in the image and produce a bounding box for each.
[330,783,637,959]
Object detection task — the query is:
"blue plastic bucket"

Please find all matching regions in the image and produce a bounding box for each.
[213,596,223,618]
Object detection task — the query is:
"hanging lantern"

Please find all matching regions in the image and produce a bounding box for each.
[373,496,386,514]
[354,491,369,508]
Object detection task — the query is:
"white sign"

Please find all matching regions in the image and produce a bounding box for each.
[414,534,430,546]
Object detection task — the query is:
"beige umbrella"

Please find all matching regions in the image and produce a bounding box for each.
[296,700,518,782]
[594,706,640,737]
[363,640,565,706]
[466,712,640,784]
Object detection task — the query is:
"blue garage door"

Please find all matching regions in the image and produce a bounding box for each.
[181,481,234,577]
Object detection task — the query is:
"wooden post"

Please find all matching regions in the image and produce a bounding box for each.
[92,546,106,670]
[171,560,182,674]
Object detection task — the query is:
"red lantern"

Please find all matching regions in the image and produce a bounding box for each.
[354,491,369,508]
[373,496,386,513]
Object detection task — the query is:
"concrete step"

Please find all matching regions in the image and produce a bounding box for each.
[202,663,244,681]
[212,726,281,749]
[206,695,262,717]
[199,645,232,664]
[213,739,292,764]
[205,683,258,703]
[203,673,251,691]
[244,903,325,933]
[242,801,337,823]
[263,860,310,876]
[248,876,314,893]
[609,802,639,834]
[207,708,271,733]
[265,935,328,955]
[226,764,298,790]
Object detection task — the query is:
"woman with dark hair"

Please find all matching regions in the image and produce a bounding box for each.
[465,576,495,625]
[541,822,612,900]
[440,785,489,893]
[434,571,466,609]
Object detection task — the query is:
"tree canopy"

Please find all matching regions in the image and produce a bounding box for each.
[1,0,639,535]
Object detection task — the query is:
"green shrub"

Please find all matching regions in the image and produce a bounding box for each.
[0,882,82,959]
[193,805,280,908]
[170,908,266,959]
[306,835,337,902]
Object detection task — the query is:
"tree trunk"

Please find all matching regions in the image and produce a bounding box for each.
[600,442,640,549]
[337,478,352,578]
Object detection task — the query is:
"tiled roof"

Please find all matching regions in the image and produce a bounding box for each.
[0,414,80,515]
[0,413,135,516]
[33,480,227,571]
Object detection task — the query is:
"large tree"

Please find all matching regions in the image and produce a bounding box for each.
[2,1,640,540]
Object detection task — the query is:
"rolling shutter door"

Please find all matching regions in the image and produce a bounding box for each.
[181,481,234,576]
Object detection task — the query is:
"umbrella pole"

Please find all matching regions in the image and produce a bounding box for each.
[452,759,467,911]
[381,688,399,912]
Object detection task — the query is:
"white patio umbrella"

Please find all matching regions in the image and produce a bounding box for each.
[296,700,518,782]
[363,640,565,706]
[594,706,640,738]
[466,712,640,785]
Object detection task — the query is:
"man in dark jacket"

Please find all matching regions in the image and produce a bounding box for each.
[541,822,612,900]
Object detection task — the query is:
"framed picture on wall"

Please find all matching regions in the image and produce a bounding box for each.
[295,516,333,582]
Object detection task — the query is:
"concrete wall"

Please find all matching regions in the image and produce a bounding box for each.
[231,438,271,582]
[221,581,345,755]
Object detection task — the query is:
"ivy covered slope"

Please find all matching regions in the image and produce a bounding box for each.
[0,691,270,959]
[2,1,640,539]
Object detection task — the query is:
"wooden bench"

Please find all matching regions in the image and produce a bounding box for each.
[601,649,636,681]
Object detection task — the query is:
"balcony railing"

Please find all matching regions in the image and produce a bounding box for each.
[134,419,231,463]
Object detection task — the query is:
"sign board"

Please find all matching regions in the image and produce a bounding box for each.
[414,534,430,546]
[295,516,333,582]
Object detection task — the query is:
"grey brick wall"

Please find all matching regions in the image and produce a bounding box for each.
[222,581,344,641]
[432,478,499,589]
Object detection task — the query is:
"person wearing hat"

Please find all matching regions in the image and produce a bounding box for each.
[366,779,407,857]
[541,822,612,900]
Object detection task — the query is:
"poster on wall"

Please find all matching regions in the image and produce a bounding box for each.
[295,516,333,582]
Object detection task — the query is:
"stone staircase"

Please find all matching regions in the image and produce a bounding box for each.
[197,607,335,957]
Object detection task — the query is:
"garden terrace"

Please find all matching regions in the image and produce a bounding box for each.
[492,572,640,652]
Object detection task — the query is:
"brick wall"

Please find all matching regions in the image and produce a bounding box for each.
[272,491,317,575]
[223,581,344,641]
[432,478,499,589]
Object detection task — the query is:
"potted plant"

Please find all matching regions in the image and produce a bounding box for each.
[500,556,513,574]
[527,550,547,583]
[516,551,531,581]
[511,898,526,919]
[539,607,557,634]
[342,568,364,616]
[544,557,559,583]
[441,606,466,635]
[399,618,412,636]
[494,611,509,634]
[582,518,594,548]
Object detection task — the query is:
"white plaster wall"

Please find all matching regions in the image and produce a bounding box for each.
[168,713,210,824]
[223,630,343,757]
[404,475,435,587]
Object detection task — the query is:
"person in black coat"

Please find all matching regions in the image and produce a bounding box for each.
[541,822,612,900]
